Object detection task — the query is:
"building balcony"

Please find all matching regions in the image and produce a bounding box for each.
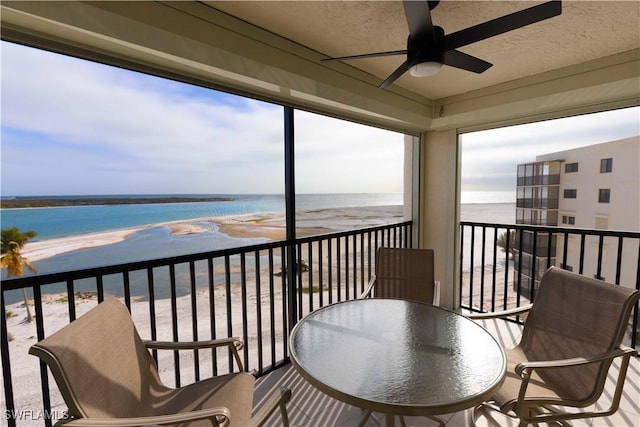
[516,199,560,210]
[516,174,561,187]
[2,220,639,427]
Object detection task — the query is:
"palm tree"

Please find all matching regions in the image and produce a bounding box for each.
[497,229,516,260]
[1,227,37,322]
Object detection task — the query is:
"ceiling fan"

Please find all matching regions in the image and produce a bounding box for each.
[322,1,562,89]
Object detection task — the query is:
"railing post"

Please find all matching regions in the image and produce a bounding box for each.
[284,106,298,333]
[1,291,16,427]
[634,244,640,349]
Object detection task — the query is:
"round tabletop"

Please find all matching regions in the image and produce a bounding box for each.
[289,299,506,417]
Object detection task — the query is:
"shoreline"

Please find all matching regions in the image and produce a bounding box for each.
[21,205,403,262]
[0,196,236,209]
[21,227,147,262]
[19,213,283,262]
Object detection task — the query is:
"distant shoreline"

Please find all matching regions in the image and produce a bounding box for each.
[0,196,235,209]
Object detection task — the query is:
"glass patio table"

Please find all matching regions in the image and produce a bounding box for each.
[289,298,506,427]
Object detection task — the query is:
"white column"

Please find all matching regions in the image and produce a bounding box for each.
[419,129,460,310]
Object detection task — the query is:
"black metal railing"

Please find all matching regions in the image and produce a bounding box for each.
[4,218,638,426]
[1,221,411,427]
[517,173,560,186]
[516,198,560,209]
[460,221,640,348]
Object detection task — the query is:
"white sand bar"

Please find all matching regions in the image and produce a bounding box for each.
[21,228,146,262]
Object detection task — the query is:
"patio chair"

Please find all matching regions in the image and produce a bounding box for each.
[360,247,440,306]
[469,266,640,427]
[359,247,442,426]
[29,298,291,427]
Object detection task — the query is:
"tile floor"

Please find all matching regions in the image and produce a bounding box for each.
[253,316,640,426]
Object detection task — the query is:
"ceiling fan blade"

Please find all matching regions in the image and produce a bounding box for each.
[444,50,493,73]
[402,0,435,41]
[322,50,407,62]
[379,61,409,89]
[444,1,562,51]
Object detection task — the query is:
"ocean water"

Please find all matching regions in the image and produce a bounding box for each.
[1,193,401,241]
[1,192,516,303]
[1,193,402,273]
[461,202,515,224]
[460,190,515,205]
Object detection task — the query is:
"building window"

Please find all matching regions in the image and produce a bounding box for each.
[565,162,579,173]
[562,215,575,225]
[563,189,577,198]
[561,264,574,272]
[598,189,610,203]
[600,158,613,173]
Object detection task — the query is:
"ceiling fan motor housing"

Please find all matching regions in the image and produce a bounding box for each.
[407,25,445,67]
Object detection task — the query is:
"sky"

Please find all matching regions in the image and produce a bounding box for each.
[0,41,405,196]
[1,41,639,197]
[461,108,640,192]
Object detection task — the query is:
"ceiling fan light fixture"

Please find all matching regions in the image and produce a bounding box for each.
[409,61,442,77]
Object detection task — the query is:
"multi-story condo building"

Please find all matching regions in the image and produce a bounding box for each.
[515,136,639,298]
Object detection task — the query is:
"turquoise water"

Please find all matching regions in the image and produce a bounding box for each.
[1,193,515,303]
[1,193,402,241]
[1,193,405,303]
[0,193,402,274]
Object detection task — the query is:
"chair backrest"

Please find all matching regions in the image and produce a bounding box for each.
[372,247,436,304]
[521,266,640,404]
[29,298,166,419]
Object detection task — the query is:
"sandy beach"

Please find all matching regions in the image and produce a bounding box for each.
[21,228,146,262]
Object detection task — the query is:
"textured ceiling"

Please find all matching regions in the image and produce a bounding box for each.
[208,1,640,100]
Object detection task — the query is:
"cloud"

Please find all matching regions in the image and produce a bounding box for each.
[460,107,640,191]
[295,111,404,193]
[1,42,405,196]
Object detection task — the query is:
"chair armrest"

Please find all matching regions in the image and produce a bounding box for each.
[515,346,637,377]
[143,337,243,351]
[512,345,637,418]
[144,337,244,371]
[359,275,376,299]
[56,407,230,427]
[467,304,533,320]
[245,386,292,427]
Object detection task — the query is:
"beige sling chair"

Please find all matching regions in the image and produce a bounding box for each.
[29,298,291,427]
[360,247,442,427]
[360,247,440,306]
[470,266,640,427]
